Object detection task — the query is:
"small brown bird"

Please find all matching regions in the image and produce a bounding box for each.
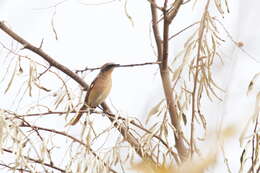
[68,63,119,125]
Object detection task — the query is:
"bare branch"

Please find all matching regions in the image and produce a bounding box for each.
[169,21,200,40]
[150,0,188,161]
[0,21,88,89]
[0,21,154,163]
[0,163,30,173]
[2,148,66,173]
[146,0,163,10]
[167,0,183,22]
[150,0,163,58]
[76,61,161,73]
[37,65,52,79]
[19,123,118,173]
[11,108,179,163]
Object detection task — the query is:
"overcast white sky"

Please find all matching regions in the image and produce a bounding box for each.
[0,0,260,172]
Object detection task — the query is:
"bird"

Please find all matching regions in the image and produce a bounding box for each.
[67,63,120,125]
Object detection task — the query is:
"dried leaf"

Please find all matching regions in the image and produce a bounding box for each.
[145,99,164,124]
[54,92,65,109]
[239,92,260,146]
[182,113,187,125]
[34,82,51,92]
[28,63,34,97]
[172,66,182,82]
[4,61,17,94]
[198,113,206,130]
[247,72,260,95]
[124,0,134,26]
[0,111,6,152]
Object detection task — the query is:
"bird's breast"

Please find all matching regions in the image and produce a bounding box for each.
[86,74,112,108]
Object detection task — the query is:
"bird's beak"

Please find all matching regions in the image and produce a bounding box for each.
[113,64,120,67]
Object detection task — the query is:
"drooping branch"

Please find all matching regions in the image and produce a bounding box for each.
[19,123,118,173]
[3,107,178,163]
[190,0,210,157]
[2,148,66,173]
[0,21,154,163]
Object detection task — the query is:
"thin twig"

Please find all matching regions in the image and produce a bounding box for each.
[190,0,210,157]
[213,17,260,63]
[76,61,161,73]
[169,21,200,40]
[2,148,66,173]
[102,110,180,164]
[51,9,58,40]
[13,109,179,164]
[37,65,52,79]
[0,21,153,162]
[0,21,87,88]
[80,0,116,6]
[0,163,30,173]
[39,39,44,49]
[32,0,68,10]
[19,124,118,173]
[118,61,161,68]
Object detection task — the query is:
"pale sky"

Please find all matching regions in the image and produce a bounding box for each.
[0,0,260,172]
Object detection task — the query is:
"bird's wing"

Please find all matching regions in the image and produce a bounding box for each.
[65,104,87,126]
[84,77,97,104]
[66,76,98,126]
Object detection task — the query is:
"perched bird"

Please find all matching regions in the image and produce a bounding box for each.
[68,63,119,125]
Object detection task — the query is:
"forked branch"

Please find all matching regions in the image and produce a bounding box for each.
[0,21,154,163]
[150,0,189,161]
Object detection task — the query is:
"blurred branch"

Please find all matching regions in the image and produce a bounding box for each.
[214,17,260,63]
[32,0,68,10]
[0,21,154,163]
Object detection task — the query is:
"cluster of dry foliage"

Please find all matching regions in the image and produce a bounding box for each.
[0,0,259,173]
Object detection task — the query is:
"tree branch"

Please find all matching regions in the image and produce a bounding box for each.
[76,61,161,73]
[10,109,180,164]
[19,123,117,173]
[167,0,183,22]
[2,148,66,173]
[190,0,210,157]
[150,0,188,161]
[150,0,163,58]
[0,21,154,163]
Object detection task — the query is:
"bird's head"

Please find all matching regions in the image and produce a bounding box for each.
[100,63,120,72]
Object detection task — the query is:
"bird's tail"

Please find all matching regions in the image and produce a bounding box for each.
[66,104,87,126]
